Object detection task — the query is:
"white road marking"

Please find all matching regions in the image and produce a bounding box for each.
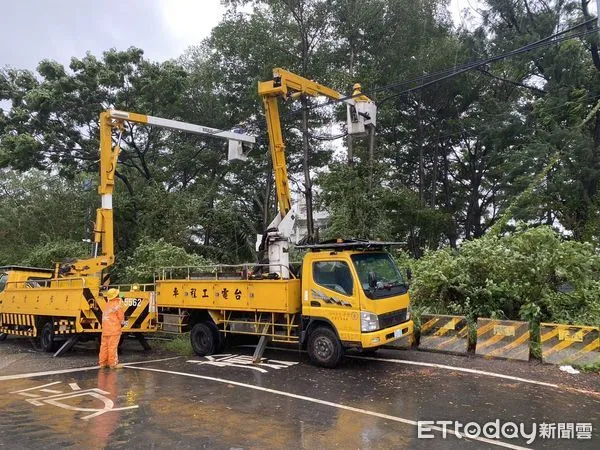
[69,383,81,391]
[239,345,562,390]
[348,355,560,389]
[10,381,61,393]
[126,365,530,450]
[0,356,181,382]
[121,356,182,366]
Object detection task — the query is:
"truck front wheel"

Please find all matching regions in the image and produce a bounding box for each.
[307,326,343,368]
[190,322,218,356]
[40,322,55,353]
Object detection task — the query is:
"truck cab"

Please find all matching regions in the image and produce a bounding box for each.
[299,240,414,367]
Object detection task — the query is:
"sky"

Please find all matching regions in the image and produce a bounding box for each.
[1,0,474,71]
[0,0,225,70]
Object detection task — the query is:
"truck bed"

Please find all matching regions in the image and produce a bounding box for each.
[156,278,302,313]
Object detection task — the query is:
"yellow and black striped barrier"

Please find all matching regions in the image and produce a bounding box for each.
[0,313,36,336]
[419,314,469,354]
[475,319,530,361]
[541,323,599,365]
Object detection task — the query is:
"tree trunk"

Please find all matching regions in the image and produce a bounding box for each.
[368,127,375,191]
[416,101,425,205]
[301,95,315,241]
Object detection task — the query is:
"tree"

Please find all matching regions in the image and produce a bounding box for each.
[410,225,600,326]
[0,169,94,266]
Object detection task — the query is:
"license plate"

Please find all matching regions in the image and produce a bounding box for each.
[394,329,404,339]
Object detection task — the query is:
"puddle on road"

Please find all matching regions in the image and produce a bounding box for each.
[0,366,419,449]
[0,370,150,449]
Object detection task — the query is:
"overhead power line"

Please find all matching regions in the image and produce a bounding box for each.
[377,27,599,104]
[305,17,598,111]
[220,17,598,136]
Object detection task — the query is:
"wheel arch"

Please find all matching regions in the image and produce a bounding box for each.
[301,317,340,348]
[186,309,212,329]
[34,315,54,336]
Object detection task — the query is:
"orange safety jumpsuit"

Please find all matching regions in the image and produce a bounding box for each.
[99,296,125,368]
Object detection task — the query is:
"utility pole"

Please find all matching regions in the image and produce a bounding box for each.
[597,0,600,31]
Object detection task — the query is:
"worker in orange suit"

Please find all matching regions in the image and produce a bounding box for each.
[99,288,125,369]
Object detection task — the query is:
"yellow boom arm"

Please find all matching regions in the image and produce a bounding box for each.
[258,68,344,218]
[257,68,375,220]
[62,110,255,280]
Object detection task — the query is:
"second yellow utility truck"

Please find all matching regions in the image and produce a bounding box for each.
[0,110,255,355]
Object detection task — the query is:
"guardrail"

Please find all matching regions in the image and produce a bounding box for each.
[388,314,599,365]
[5,277,87,289]
[156,264,298,281]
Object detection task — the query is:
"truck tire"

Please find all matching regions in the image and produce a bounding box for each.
[0,333,7,341]
[40,322,56,353]
[307,326,343,368]
[190,322,218,356]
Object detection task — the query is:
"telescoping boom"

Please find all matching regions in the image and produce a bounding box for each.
[59,110,255,281]
[257,68,377,278]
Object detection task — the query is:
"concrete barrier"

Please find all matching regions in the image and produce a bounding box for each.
[418,314,469,354]
[540,323,599,365]
[386,333,415,349]
[475,319,530,361]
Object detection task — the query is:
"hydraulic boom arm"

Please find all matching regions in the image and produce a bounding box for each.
[257,68,376,277]
[60,110,255,280]
[258,68,344,218]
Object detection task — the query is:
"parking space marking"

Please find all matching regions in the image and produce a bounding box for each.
[11,381,139,420]
[126,365,530,450]
[0,356,181,382]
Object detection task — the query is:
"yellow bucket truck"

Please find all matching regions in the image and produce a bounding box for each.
[156,69,414,367]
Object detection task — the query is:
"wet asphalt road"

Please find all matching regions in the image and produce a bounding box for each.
[0,337,598,449]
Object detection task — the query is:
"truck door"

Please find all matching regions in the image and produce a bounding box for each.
[305,260,361,342]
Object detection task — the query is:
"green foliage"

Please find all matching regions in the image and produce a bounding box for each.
[318,161,392,240]
[0,169,95,266]
[410,226,600,326]
[318,159,450,253]
[24,239,89,268]
[120,237,213,284]
[155,333,194,356]
[574,361,600,373]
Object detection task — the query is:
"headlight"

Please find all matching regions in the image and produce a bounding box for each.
[361,311,379,332]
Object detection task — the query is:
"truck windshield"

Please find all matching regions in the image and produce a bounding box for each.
[350,253,408,299]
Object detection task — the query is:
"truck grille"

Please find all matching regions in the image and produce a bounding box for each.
[378,308,408,329]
